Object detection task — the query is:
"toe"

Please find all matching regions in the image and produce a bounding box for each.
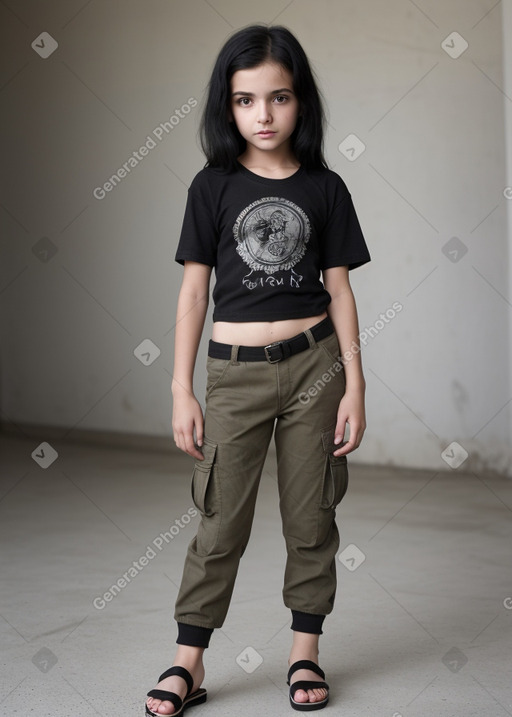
[146,698,176,715]
[293,688,309,703]
[289,666,328,706]
[308,687,327,702]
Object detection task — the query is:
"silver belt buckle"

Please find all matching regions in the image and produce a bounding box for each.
[264,341,284,363]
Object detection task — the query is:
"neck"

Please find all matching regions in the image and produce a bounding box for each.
[239,143,299,173]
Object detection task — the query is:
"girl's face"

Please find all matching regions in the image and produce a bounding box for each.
[230,62,300,159]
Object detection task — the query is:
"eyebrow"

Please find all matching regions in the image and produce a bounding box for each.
[231,88,294,97]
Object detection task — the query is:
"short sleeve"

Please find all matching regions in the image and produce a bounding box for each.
[319,178,371,271]
[175,173,218,267]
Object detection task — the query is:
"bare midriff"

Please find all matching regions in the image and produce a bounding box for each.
[211,312,328,346]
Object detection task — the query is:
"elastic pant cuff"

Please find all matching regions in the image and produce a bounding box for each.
[176,622,213,648]
[290,610,325,635]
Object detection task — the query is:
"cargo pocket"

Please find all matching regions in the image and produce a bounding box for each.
[191,437,221,555]
[319,425,349,510]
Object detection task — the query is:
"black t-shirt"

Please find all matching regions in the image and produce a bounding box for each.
[175,162,371,322]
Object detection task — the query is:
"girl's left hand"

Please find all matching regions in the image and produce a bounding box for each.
[332,389,366,456]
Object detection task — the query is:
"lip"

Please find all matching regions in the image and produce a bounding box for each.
[257,130,276,137]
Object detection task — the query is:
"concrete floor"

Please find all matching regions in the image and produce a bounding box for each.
[0,432,511,717]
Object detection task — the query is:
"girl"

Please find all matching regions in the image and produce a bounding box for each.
[145,24,370,716]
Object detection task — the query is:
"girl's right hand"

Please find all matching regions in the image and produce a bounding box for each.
[171,387,205,461]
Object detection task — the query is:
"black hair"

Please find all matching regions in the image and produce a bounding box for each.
[199,25,327,172]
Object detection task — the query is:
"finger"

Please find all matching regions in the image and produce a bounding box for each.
[173,429,183,451]
[333,418,351,456]
[195,414,204,449]
[174,428,204,461]
[333,417,348,449]
[183,431,205,461]
[190,446,205,461]
[333,440,351,456]
[334,421,364,456]
[349,422,366,450]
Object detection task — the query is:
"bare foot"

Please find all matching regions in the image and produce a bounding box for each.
[289,663,328,705]
[289,631,328,706]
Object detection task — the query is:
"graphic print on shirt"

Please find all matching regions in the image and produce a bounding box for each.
[232,197,311,290]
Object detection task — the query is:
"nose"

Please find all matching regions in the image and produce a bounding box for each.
[257,100,272,124]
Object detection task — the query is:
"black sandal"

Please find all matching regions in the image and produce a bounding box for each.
[145,666,207,716]
[287,660,329,712]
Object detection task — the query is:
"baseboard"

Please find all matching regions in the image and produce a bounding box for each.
[0,419,180,454]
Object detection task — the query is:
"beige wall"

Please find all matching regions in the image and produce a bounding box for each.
[1,0,510,475]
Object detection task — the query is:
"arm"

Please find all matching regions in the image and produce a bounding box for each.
[172,261,212,461]
[323,265,366,457]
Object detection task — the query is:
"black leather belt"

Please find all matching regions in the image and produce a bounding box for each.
[208,316,334,363]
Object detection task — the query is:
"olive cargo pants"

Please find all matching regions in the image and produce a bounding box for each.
[174,325,349,630]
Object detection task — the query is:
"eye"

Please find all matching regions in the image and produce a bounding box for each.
[274,95,288,103]
[237,97,252,106]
